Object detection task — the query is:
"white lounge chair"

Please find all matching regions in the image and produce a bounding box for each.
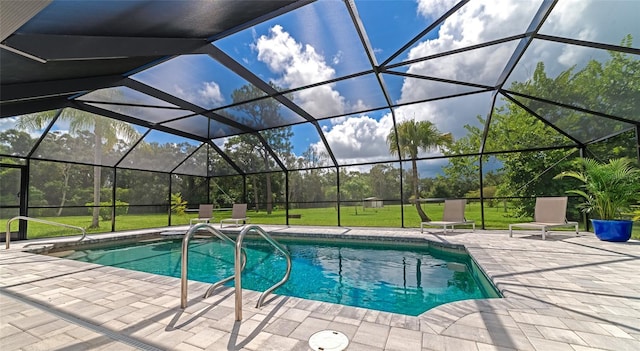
[509,196,578,240]
[220,203,250,228]
[420,199,475,233]
[189,204,213,226]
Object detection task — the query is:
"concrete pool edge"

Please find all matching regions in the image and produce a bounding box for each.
[23,226,505,317]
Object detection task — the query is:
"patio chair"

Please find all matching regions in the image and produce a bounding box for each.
[220,203,250,228]
[420,199,475,233]
[189,204,213,226]
[509,196,579,240]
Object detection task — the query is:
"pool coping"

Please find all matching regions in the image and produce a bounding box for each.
[26,227,500,312]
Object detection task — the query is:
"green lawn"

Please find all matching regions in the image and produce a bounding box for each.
[3,203,639,240]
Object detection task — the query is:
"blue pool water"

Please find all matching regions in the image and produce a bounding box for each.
[60,237,498,315]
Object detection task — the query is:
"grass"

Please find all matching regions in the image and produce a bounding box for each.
[3,203,639,240]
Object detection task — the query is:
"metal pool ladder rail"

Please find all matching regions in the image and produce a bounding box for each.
[5,216,89,249]
[235,225,292,321]
[180,223,246,308]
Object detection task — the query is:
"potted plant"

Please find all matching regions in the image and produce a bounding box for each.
[554,158,640,242]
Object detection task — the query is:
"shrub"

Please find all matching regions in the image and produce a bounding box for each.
[86,201,129,220]
[170,193,188,215]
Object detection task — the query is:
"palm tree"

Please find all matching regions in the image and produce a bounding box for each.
[18,108,139,228]
[387,120,452,222]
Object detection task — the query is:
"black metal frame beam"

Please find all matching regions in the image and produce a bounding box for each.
[207,0,316,42]
[122,78,252,133]
[1,75,124,104]
[385,34,527,73]
[1,96,71,117]
[383,70,495,90]
[25,108,63,159]
[206,140,245,176]
[3,34,211,61]
[501,92,585,147]
[504,89,640,126]
[584,127,637,146]
[73,101,210,143]
[479,92,499,155]
[494,0,557,88]
[346,0,408,226]
[169,143,206,174]
[636,125,640,162]
[381,0,470,67]
[535,34,640,56]
[205,43,339,167]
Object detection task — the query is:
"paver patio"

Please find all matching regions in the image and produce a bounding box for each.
[1,226,639,350]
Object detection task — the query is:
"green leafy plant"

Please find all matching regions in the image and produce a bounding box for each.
[554,158,640,220]
[85,201,129,221]
[170,193,188,215]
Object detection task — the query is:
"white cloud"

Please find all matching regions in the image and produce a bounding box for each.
[384,0,537,154]
[312,113,395,165]
[0,117,18,132]
[173,84,187,100]
[255,25,347,117]
[171,80,226,109]
[332,50,343,65]
[416,0,458,19]
[405,0,539,78]
[541,0,592,41]
[296,85,346,118]
[256,25,335,85]
[328,116,348,125]
[288,1,516,165]
[199,81,225,106]
[313,0,528,164]
[351,99,370,113]
[509,0,639,81]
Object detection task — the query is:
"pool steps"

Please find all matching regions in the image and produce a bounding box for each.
[180,223,243,308]
[178,223,292,321]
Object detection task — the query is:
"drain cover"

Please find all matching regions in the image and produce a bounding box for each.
[308,330,349,351]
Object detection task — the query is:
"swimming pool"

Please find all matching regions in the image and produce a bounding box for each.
[55,236,499,316]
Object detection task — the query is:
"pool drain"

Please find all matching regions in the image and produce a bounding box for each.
[308,330,349,351]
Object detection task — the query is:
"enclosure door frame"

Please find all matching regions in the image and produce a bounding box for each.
[1,163,28,240]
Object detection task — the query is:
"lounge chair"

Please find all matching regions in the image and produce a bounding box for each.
[509,196,578,240]
[220,203,250,228]
[420,199,475,233]
[189,204,213,226]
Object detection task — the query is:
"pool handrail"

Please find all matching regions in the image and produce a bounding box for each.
[235,225,292,321]
[5,216,88,249]
[203,244,247,299]
[180,223,245,308]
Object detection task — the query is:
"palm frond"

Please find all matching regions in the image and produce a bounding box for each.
[556,157,640,219]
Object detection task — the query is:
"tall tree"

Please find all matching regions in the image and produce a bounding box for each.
[17,109,138,227]
[387,120,452,221]
[441,35,638,217]
[227,84,293,214]
[340,170,370,215]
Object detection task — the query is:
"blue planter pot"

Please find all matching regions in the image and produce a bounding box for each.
[591,219,633,242]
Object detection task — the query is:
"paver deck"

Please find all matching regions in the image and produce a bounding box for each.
[1,226,639,350]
